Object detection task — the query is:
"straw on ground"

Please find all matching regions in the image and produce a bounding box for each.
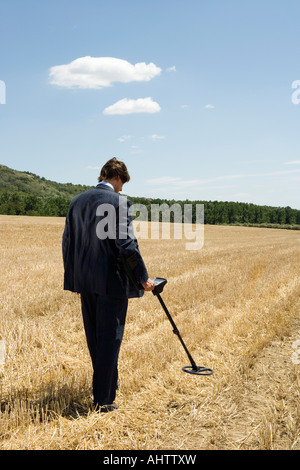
[0,215,299,450]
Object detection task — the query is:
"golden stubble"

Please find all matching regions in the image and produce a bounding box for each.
[0,216,299,450]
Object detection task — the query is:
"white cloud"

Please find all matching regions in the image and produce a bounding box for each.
[49,56,161,89]
[147,169,300,188]
[284,160,300,165]
[266,169,300,176]
[147,175,243,188]
[146,176,183,185]
[204,104,215,109]
[150,134,165,141]
[103,97,161,115]
[166,66,176,72]
[117,135,132,142]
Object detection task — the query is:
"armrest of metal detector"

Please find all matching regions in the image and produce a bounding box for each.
[152,277,167,295]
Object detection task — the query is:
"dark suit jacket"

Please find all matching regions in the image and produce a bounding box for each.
[62,184,149,298]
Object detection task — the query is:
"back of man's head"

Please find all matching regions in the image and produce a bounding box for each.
[98,157,130,184]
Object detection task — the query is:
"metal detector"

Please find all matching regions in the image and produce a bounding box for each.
[116,256,213,376]
[152,278,213,376]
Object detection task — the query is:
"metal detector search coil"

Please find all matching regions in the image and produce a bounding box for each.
[152,278,214,376]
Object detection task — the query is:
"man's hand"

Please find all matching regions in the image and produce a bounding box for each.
[142,278,155,291]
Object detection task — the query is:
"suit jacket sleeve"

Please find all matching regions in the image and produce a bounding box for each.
[114,196,149,285]
[62,207,74,290]
[62,213,69,264]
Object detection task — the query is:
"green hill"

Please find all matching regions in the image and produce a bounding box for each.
[0,163,299,228]
[0,164,93,198]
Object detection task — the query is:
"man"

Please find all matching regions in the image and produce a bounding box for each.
[62,157,154,412]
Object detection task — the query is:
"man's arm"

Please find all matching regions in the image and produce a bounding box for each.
[115,196,154,291]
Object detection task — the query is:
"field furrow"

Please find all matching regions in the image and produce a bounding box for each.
[0,216,299,450]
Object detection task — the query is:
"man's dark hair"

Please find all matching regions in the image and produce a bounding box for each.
[98,157,130,184]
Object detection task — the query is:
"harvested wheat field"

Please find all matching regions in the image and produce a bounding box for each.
[0,214,299,450]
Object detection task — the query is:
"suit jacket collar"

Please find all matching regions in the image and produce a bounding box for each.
[95,183,115,192]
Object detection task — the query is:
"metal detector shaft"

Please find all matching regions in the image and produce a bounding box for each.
[152,278,213,376]
[115,259,214,376]
[155,292,198,370]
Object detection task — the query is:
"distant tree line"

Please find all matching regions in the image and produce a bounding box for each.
[129,197,300,227]
[0,191,299,228]
[0,191,70,217]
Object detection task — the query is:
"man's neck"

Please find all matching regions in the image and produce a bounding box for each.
[99,181,114,191]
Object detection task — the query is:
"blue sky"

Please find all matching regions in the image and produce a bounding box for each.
[0,0,300,208]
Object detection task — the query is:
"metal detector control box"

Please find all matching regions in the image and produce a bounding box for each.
[153,277,167,295]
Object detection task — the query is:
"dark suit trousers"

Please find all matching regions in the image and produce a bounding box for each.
[80,293,128,407]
